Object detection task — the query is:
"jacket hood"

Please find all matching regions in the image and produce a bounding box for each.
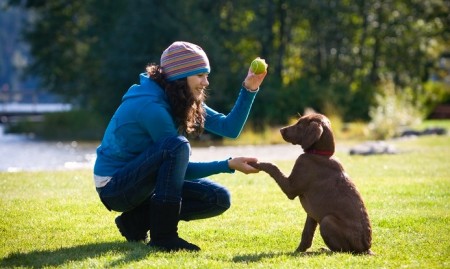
[122,73,166,102]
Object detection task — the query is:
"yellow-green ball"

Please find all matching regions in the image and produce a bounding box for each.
[250,57,267,74]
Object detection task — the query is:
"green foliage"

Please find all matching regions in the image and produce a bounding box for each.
[367,79,423,139]
[1,135,449,268]
[420,81,450,116]
[367,76,450,139]
[6,0,450,127]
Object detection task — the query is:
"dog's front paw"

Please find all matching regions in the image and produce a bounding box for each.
[248,162,275,172]
[247,162,261,170]
[259,162,278,173]
[248,162,270,171]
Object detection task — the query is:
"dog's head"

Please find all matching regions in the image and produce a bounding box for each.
[280,113,335,152]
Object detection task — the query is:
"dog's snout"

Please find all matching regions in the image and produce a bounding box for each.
[280,127,290,139]
[280,126,296,144]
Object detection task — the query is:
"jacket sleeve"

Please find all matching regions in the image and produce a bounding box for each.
[185,159,234,180]
[204,87,258,139]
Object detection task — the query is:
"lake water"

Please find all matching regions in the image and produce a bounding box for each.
[0,125,96,172]
[0,125,303,172]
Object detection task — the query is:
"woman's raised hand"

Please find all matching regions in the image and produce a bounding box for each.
[243,65,268,91]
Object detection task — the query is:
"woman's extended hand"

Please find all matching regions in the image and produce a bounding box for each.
[243,66,268,91]
[228,157,260,174]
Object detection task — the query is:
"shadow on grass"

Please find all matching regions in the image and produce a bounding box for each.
[232,249,333,263]
[0,241,150,268]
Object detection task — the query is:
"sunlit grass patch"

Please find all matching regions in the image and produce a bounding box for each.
[1,134,449,268]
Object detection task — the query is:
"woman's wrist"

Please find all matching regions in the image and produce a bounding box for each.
[242,81,259,92]
[226,157,236,172]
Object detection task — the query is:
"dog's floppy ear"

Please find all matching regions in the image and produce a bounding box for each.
[301,121,323,149]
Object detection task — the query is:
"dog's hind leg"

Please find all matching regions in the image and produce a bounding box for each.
[319,215,353,252]
[296,215,318,252]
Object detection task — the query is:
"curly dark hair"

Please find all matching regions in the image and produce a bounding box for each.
[146,64,206,136]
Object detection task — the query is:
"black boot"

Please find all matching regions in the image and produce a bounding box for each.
[115,200,151,242]
[148,199,200,252]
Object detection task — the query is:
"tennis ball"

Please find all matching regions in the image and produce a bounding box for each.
[250,57,267,74]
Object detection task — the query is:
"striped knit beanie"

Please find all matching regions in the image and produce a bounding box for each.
[160,41,210,81]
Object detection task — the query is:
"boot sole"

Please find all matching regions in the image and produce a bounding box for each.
[148,238,200,252]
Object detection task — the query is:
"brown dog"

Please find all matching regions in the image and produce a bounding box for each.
[250,113,372,254]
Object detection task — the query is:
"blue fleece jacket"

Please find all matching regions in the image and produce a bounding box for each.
[94,73,258,182]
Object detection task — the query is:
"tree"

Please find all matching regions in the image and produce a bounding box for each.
[7,0,449,130]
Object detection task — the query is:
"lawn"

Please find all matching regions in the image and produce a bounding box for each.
[0,134,449,268]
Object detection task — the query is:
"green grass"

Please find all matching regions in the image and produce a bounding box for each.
[1,135,449,268]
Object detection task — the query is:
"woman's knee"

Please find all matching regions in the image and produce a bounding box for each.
[162,135,191,158]
[215,186,231,211]
[206,189,230,218]
[196,179,231,210]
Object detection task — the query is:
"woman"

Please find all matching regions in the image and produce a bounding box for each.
[94,41,267,252]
